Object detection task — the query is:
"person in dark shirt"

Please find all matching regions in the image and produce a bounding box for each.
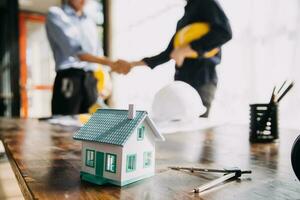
[115,0,232,117]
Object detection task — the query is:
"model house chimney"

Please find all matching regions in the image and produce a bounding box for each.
[128,104,136,119]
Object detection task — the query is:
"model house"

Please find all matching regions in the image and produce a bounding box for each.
[73,105,165,186]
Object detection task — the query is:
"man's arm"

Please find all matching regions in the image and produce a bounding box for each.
[141,37,174,69]
[111,37,175,74]
[77,53,113,66]
[46,8,115,68]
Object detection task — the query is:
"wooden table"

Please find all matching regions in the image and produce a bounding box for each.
[0,118,299,200]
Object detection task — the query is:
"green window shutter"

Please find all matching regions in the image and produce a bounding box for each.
[137,126,145,141]
[85,149,95,168]
[126,154,136,172]
[143,151,152,168]
[105,153,117,173]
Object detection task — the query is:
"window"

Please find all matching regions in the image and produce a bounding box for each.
[137,126,145,141]
[85,149,95,168]
[105,153,117,173]
[126,154,136,172]
[143,152,152,168]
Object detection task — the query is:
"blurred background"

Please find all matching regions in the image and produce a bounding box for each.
[1,0,300,128]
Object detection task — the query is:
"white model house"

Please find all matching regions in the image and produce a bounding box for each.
[73,105,165,186]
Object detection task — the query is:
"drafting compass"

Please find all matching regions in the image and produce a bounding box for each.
[169,166,252,193]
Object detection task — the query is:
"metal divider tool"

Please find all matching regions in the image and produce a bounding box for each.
[169,166,252,193]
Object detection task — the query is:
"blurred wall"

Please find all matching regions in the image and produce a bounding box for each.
[19,0,61,13]
[111,0,300,128]
[26,20,56,117]
[214,0,300,128]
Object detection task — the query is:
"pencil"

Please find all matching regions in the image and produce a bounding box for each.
[269,86,276,104]
[276,80,287,97]
[276,82,294,103]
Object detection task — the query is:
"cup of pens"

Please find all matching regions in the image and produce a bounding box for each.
[249,81,294,143]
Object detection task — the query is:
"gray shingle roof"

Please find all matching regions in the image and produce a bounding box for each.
[73,109,147,146]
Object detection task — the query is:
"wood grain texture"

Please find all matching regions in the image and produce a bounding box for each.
[0,118,299,200]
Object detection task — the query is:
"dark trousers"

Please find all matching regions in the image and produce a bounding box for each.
[175,60,218,118]
[197,83,217,117]
[52,68,98,115]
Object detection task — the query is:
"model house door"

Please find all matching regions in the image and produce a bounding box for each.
[96,152,104,177]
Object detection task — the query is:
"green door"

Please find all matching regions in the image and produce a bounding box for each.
[96,152,104,177]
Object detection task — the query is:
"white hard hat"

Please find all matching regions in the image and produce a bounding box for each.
[151,81,206,122]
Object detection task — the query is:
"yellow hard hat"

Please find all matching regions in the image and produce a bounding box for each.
[174,22,219,58]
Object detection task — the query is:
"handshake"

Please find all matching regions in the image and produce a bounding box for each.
[104,45,197,75]
[109,60,145,75]
[110,59,133,75]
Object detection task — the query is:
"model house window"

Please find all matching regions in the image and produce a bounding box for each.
[143,152,152,168]
[126,154,136,172]
[85,149,95,168]
[137,126,145,141]
[105,153,117,173]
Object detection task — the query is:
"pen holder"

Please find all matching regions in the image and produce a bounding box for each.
[249,103,279,143]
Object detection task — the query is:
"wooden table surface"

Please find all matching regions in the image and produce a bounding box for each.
[0,118,299,200]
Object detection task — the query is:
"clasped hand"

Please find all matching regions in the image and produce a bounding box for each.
[170,45,197,68]
[110,59,132,75]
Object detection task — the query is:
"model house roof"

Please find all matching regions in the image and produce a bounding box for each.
[73,109,164,146]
